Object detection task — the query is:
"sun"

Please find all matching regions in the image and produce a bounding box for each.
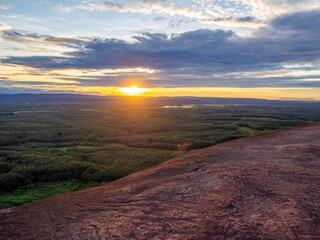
[117,86,149,96]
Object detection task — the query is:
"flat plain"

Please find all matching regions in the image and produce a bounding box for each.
[1,100,320,209]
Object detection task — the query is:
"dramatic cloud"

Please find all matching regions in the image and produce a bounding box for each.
[2,10,320,89]
[4,11,320,67]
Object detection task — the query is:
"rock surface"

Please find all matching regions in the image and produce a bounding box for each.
[1,123,320,240]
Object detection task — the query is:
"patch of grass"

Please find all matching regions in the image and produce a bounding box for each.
[55,146,97,152]
[14,110,61,114]
[0,181,104,209]
[238,127,255,135]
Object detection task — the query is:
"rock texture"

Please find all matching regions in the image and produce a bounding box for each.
[1,123,320,240]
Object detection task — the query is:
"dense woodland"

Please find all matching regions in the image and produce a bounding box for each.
[1,100,320,208]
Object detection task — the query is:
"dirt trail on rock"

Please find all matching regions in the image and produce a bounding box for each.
[1,123,320,240]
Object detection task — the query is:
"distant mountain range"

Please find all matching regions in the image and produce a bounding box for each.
[279,97,317,101]
[0,93,318,105]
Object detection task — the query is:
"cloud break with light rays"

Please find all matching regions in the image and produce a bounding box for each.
[0,0,320,99]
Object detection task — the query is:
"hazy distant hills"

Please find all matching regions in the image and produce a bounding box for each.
[0,94,318,105]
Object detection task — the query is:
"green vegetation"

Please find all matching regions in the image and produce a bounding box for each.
[1,102,320,209]
[0,181,104,209]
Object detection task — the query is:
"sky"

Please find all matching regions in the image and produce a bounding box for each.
[0,0,320,99]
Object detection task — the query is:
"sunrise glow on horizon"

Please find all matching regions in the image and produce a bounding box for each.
[117,86,150,96]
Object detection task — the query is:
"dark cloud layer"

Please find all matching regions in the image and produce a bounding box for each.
[203,16,260,24]
[272,10,320,34]
[2,10,320,88]
[1,31,85,47]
